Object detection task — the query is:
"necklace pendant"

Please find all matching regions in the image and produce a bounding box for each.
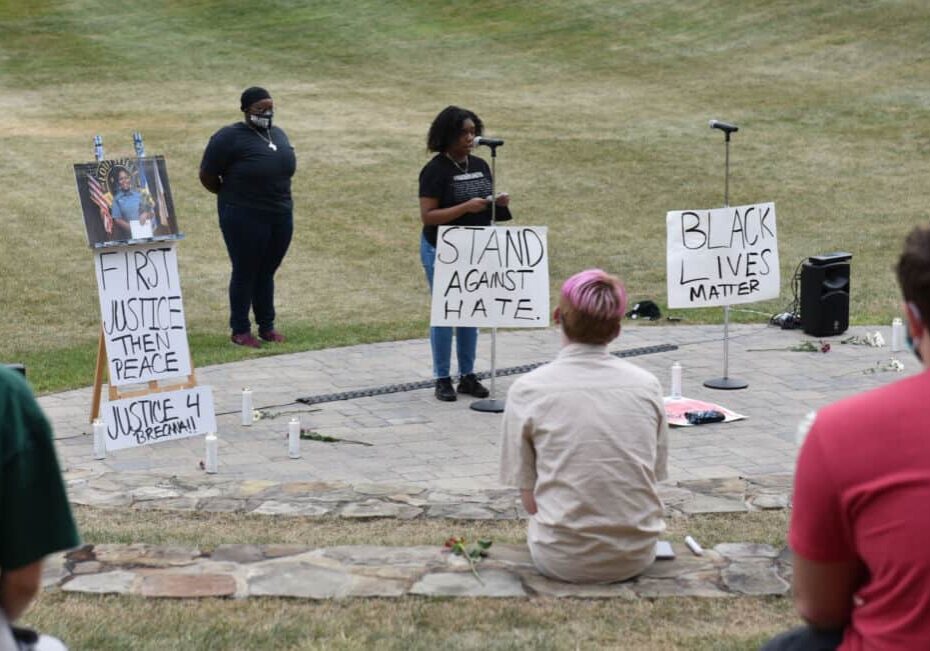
[268,142,277,151]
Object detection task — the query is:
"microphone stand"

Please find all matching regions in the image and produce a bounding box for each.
[470,142,506,413]
[704,122,748,390]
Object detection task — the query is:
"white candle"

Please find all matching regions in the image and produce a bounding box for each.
[204,433,218,473]
[891,317,904,352]
[241,388,253,426]
[684,535,703,556]
[288,417,301,459]
[670,362,683,399]
[93,418,107,460]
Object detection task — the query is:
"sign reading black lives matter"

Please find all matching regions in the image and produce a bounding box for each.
[666,202,779,309]
[94,242,192,385]
[431,226,549,328]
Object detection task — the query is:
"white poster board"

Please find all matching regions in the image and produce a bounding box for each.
[666,202,779,309]
[94,242,192,386]
[101,386,215,451]
[430,226,550,328]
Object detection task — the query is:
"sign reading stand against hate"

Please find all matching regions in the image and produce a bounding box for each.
[666,202,779,308]
[431,226,550,328]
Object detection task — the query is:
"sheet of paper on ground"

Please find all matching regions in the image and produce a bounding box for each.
[101,386,215,451]
[93,242,192,386]
[666,202,779,309]
[430,225,550,328]
[664,396,746,427]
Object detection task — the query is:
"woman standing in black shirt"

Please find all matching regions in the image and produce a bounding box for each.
[200,86,296,348]
[419,105,511,401]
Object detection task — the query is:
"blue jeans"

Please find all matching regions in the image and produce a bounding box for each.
[420,234,477,379]
[219,203,293,335]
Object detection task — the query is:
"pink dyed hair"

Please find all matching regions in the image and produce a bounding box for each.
[560,269,628,319]
[558,269,627,345]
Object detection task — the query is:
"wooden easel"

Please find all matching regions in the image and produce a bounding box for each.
[87,133,198,423]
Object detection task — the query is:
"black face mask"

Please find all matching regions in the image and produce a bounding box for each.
[247,111,273,129]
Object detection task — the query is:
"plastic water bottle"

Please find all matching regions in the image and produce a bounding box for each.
[670,362,683,399]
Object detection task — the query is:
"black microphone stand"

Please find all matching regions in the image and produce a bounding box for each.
[704,120,748,390]
[470,142,506,413]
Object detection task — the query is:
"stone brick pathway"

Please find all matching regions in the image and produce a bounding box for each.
[66,472,791,520]
[44,324,914,488]
[46,541,790,600]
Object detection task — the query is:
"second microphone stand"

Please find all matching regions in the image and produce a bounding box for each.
[704,122,748,390]
[470,143,506,413]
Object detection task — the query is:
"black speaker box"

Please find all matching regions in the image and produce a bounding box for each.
[801,252,852,337]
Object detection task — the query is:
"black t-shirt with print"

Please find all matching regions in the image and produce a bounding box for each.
[418,154,511,247]
[200,122,297,217]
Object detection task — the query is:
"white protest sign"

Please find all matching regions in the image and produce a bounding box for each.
[101,386,215,451]
[94,242,191,386]
[666,202,779,309]
[430,226,550,328]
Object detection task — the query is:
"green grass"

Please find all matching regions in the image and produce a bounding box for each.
[2,0,928,393]
[20,507,797,650]
[70,505,789,549]
[15,319,428,394]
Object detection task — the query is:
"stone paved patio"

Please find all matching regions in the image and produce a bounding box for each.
[44,324,915,489]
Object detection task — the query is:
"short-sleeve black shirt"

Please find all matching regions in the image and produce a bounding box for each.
[200,122,297,216]
[419,154,510,247]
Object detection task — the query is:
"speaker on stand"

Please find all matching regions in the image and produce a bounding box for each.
[801,252,852,337]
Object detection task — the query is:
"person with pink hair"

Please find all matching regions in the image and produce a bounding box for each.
[499,269,668,583]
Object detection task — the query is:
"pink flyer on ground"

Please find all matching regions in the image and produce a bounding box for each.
[663,396,746,427]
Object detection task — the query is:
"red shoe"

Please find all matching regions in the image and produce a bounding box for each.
[231,332,262,348]
[259,329,286,343]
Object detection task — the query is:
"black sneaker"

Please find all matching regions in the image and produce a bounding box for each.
[458,373,490,398]
[435,377,457,402]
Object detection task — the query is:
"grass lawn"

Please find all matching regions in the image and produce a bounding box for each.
[21,507,798,650]
[2,1,930,391]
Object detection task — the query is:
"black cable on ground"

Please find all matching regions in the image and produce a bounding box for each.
[296,343,678,407]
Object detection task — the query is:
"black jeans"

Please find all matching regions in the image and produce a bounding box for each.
[761,626,843,651]
[219,203,293,335]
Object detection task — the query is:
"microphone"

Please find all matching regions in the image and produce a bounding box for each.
[709,119,738,134]
[474,136,504,147]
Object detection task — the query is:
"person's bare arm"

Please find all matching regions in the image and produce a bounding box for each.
[792,552,864,630]
[419,196,487,226]
[199,169,222,194]
[0,561,42,621]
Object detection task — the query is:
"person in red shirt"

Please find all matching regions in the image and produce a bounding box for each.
[763,225,930,650]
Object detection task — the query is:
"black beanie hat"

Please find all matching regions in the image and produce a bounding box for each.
[240,86,272,112]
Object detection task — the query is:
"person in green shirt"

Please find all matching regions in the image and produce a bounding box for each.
[0,364,79,639]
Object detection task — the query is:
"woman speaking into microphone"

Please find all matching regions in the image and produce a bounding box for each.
[418,105,512,402]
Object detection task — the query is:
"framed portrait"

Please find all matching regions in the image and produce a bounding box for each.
[74,155,182,248]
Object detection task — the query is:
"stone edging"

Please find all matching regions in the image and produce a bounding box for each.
[65,472,792,519]
[44,542,791,600]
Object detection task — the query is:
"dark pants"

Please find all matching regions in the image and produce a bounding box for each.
[761,626,843,651]
[219,203,293,335]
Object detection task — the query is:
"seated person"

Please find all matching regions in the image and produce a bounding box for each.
[763,225,930,650]
[1,365,80,648]
[499,269,668,583]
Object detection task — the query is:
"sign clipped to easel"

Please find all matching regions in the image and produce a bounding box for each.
[74,134,216,452]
